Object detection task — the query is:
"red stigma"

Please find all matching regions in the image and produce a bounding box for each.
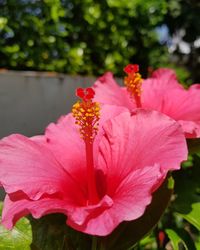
[76,88,85,99]
[76,87,95,101]
[124,64,139,74]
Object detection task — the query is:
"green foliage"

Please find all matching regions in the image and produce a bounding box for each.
[1,0,199,81]
[172,155,200,231]
[0,0,190,78]
[157,153,200,250]
[135,144,200,249]
[165,228,196,250]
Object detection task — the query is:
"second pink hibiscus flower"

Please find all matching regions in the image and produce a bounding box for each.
[93,65,200,138]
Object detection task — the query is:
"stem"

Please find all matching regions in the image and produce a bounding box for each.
[85,141,99,204]
[92,236,98,250]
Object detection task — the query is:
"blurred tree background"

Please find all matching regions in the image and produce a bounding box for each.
[0,0,199,82]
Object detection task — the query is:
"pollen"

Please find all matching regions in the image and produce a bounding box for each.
[72,88,100,143]
[123,64,143,97]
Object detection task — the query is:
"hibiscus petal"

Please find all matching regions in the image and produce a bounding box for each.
[44,105,127,173]
[1,195,69,229]
[189,84,200,90]
[67,194,113,227]
[169,87,200,121]
[142,68,183,109]
[45,114,86,179]
[98,109,187,192]
[142,85,200,138]
[67,164,161,236]
[93,72,135,109]
[150,68,183,89]
[0,134,76,200]
[178,120,200,138]
[30,135,46,144]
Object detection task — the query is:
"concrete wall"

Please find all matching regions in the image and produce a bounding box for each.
[0,70,99,138]
[0,70,101,200]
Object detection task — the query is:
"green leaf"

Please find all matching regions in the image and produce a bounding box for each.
[176,203,200,231]
[168,176,175,189]
[195,241,200,249]
[165,228,196,250]
[139,234,156,249]
[0,202,32,250]
[165,229,187,250]
[173,155,200,231]
[102,176,173,250]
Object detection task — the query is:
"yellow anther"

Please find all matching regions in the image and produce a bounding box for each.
[82,108,86,112]
[124,72,142,97]
[73,102,80,109]
[72,98,100,143]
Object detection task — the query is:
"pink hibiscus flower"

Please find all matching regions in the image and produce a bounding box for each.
[93,65,200,138]
[0,88,187,236]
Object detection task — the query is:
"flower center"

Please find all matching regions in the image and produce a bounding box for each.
[124,64,143,108]
[72,87,100,204]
